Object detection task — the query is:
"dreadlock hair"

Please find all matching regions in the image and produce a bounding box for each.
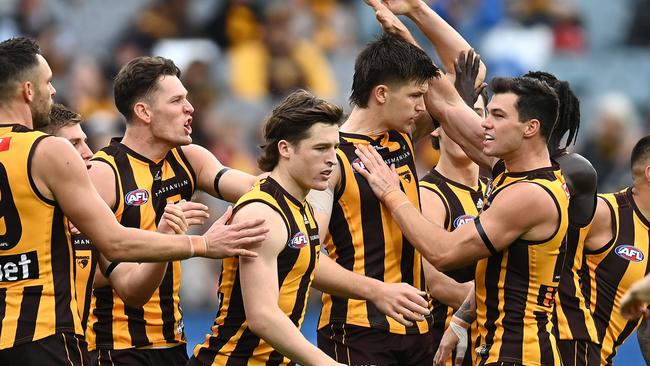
[524,71,580,155]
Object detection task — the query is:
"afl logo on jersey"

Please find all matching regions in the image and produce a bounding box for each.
[615,245,645,262]
[125,189,150,206]
[288,232,309,249]
[453,214,475,229]
[352,158,365,171]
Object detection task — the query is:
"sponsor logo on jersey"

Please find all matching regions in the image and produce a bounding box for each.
[476,198,483,210]
[0,251,39,282]
[562,182,571,199]
[453,214,475,229]
[615,245,645,262]
[288,232,308,249]
[125,189,150,206]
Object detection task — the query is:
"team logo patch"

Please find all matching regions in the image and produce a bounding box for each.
[615,245,645,262]
[453,214,475,229]
[398,171,412,183]
[562,182,571,199]
[288,232,309,249]
[125,189,150,206]
[77,256,90,269]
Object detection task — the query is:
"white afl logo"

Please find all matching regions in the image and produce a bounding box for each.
[453,214,475,229]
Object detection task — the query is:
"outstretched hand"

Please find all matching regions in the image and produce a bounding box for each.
[203,206,269,259]
[434,317,468,366]
[353,144,401,200]
[379,0,423,15]
[364,0,419,46]
[453,49,486,107]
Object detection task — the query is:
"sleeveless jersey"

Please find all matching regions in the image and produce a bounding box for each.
[319,130,431,335]
[419,168,486,366]
[86,138,195,350]
[475,164,569,366]
[192,177,320,365]
[584,189,650,365]
[0,124,83,349]
[70,229,97,332]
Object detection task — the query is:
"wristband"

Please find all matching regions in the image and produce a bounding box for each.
[382,189,410,211]
[189,235,208,257]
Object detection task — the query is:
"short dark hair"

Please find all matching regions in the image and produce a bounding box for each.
[258,90,343,172]
[114,56,181,121]
[490,76,559,141]
[350,34,439,108]
[41,103,82,134]
[631,135,650,179]
[524,71,580,154]
[0,37,41,103]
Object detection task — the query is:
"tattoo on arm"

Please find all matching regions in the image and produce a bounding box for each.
[638,318,650,364]
[454,295,476,324]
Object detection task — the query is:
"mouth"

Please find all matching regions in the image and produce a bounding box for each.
[184,118,193,135]
[483,134,494,143]
[320,169,333,179]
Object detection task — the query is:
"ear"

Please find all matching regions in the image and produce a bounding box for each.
[22,81,35,103]
[430,126,441,138]
[645,165,650,184]
[278,139,291,159]
[372,84,389,105]
[523,118,540,139]
[133,101,152,124]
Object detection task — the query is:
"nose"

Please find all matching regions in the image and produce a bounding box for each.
[326,147,337,165]
[80,142,93,161]
[415,97,425,112]
[50,82,56,97]
[185,100,194,114]
[481,116,492,130]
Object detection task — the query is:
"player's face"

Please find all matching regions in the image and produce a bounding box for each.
[56,124,93,169]
[482,92,528,159]
[30,55,56,129]
[148,75,194,147]
[383,80,428,133]
[288,123,339,191]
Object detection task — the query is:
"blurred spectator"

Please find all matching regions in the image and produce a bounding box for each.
[627,0,650,47]
[580,93,642,191]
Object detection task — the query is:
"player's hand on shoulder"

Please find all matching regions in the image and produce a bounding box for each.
[203,206,269,259]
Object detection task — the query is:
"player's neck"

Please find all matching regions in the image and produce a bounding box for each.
[502,143,552,173]
[434,154,478,187]
[340,107,389,136]
[270,168,309,203]
[121,127,172,162]
[632,183,650,221]
[0,102,33,129]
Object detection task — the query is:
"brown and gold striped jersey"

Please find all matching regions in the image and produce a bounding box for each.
[552,221,599,344]
[192,177,320,365]
[475,164,569,366]
[69,229,97,333]
[584,189,650,365]
[85,138,195,350]
[0,124,83,349]
[419,168,486,366]
[319,130,431,335]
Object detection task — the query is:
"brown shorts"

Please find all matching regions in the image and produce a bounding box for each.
[0,332,89,365]
[90,344,188,366]
[557,339,602,366]
[318,323,434,366]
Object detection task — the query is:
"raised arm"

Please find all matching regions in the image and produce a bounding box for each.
[236,203,342,366]
[425,71,495,170]
[33,137,267,261]
[379,0,486,82]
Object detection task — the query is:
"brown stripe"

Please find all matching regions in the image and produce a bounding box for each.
[15,285,43,343]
